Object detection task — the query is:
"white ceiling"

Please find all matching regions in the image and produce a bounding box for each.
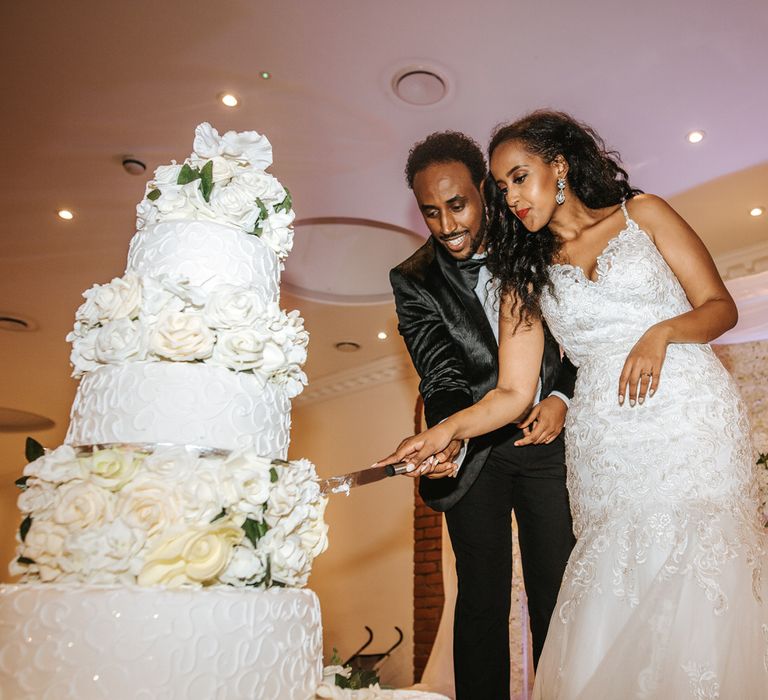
[1,0,767,471]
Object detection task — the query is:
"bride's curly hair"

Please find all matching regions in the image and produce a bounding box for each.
[484,110,642,327]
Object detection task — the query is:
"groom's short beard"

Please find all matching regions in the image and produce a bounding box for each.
[462,206,488,259]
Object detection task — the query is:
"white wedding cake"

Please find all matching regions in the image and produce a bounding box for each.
[0,124,328,699]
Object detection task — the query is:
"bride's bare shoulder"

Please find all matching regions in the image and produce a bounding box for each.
[625,194,688,241]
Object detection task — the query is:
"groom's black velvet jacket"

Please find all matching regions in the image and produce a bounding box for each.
[390,237,577,511]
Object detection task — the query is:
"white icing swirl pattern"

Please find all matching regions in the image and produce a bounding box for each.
[66,362,290,456]
[0,585,322,700]
[126,220,281,298]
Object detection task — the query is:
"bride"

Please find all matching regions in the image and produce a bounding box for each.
[380,111,768,698]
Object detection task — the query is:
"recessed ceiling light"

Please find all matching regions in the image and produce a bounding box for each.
[392,68,447,106]
[750,207,765,217]
[377,331,388,340]
[335,341,360,353]
[260,71,271,80]
[686,130,705,144]
[57,209,74,220]
[219,93,239,107]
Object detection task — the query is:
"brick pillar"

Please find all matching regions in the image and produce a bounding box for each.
[412,396,444,682]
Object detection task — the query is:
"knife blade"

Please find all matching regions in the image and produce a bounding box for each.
[319,462,409,496]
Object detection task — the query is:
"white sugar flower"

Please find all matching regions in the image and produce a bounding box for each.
[150,311,215,361]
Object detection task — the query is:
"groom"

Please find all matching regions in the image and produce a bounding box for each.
[390,132,576,698]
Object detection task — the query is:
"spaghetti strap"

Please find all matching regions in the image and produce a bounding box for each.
[620,199,630,225]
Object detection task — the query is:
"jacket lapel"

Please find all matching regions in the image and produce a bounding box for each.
[433,242,498,355]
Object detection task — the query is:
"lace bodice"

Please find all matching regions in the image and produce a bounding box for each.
[540,204,691,368]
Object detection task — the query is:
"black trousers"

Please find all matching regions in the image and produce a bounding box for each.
[445,431,575,700]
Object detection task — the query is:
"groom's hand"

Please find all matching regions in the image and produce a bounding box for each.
[420,439,463,479]
[514,396,567,446]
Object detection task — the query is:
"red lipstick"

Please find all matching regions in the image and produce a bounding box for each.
[516,208,530,221]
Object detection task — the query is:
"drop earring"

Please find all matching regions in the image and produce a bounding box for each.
[555,178,566,205]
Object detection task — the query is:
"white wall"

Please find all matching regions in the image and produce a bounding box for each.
[290,373,420,688]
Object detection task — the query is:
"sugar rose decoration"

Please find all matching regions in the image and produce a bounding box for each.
[136,122,295,261]
[67,275,308,398]
[12,443,328,589]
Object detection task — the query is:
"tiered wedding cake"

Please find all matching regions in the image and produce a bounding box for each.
[0,124,328,699]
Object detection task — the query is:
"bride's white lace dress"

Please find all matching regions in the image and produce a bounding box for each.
[534,202,768,699]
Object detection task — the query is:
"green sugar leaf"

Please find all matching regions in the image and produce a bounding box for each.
[210,508,226,523]
[199,160,214,202]
[177,163,201,185]
[270,467,278,483]
[25,437,44,463]
[147,188,162,201]
[255,197,269,220]
[17,556,35,566]
[14,475,29,490]
[274,189,292,214]
[19,515,32,542]
[242,518,269,548]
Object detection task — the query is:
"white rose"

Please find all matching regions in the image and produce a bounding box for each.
[153,162,182,185]
[220,541,267,586]
[23,445,82,484]
[261,527,310,587]
[118,477,183,539]
[17,481,56,516]
[143,446,200,483]
[192,122,224,160]
[209,181,260,232]
[136,198,158,230]
[260,211,295,259]
[208,155,239,183]
[296,507,329,559]
[81,449,143,491]
[203,285,267,330]
[152,183,198,219]
[156,275,208,308]
[137,517,243,587]
[94,318,148,364]
[220,129,272,169]
[67,521,144,579]
[68,327,101,376]
[20,519,68,565]
[260,341,288,374]
[139,277,185,321]
[150,311,215,361]
[178,465,226,524]
[211,329,267,371]
[222,450,273,517]
[235,170,284,203]
[53,480,114,530]
[77,274,142,325]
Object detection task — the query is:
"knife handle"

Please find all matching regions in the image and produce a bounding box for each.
[384,462,409,477]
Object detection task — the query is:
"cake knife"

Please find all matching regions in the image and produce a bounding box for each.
[318,462,410,496]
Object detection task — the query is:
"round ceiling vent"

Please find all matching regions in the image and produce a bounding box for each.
[0,407,55,433]
[392,67,447,106]
[0,314,38,332]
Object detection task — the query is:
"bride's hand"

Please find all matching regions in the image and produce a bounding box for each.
[618,325,671,406]
[376,422,455,475]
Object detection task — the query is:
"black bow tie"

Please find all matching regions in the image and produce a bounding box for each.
[456,256,487,290]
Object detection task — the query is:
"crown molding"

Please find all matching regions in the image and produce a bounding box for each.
[715,241,768,280]
[296,353,418,407]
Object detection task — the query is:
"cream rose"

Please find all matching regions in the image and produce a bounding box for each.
[94,318,148,364]
[153,162,182,185]
[136,197,158,230]
[17,481,56,515]
[118,477,183,539]
[67,521,144,580]
[137,518,243,587]
[139,277,185,321]
[150,311,215,361]
[203,285,266,330]
[18,519,69,580]
[143,446,200,483]
[82,449,143,491]
[53,480,114,530]
[177,465,226,524]
[211,328,267,371]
